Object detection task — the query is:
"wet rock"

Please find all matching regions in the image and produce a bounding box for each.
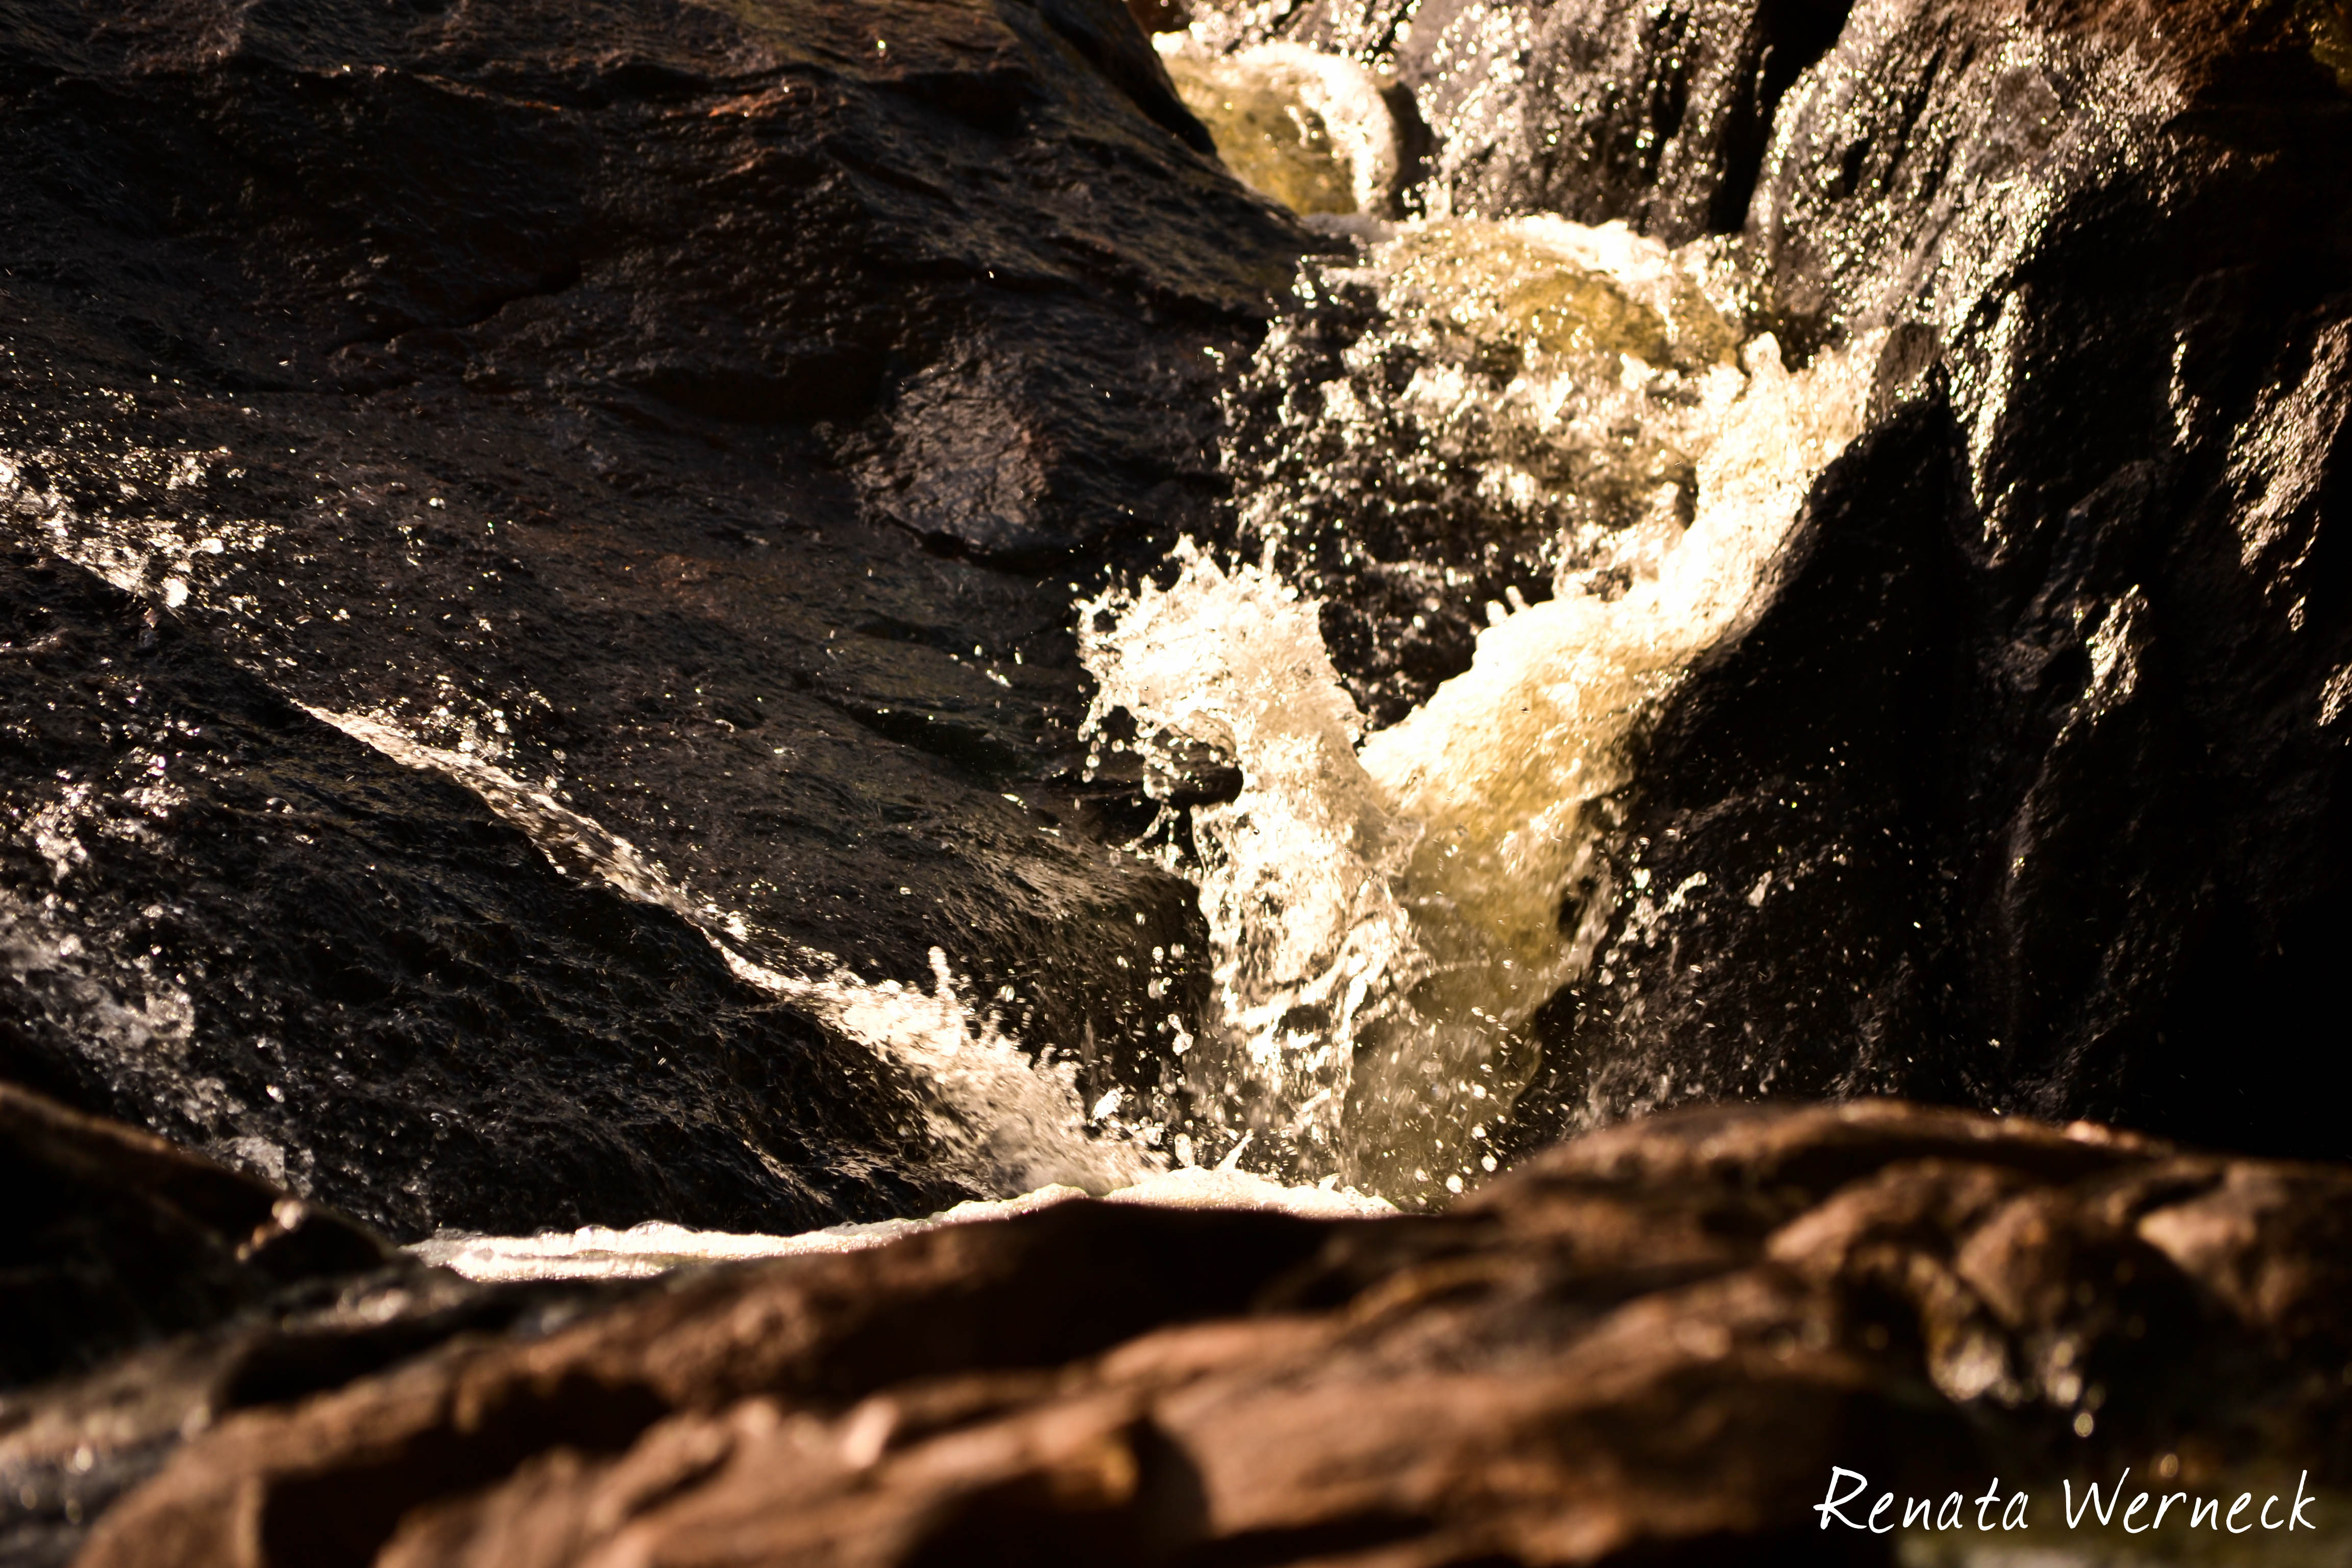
[1510,0,2352,1162]
[0,544,958,1238]
[1,0,1310,1217]
[1514,396,1978,1129]
[0,1275,617,1568]
[0,1079,390,1390]
[64,1100,2352,1566]
[1197,0,1850,239]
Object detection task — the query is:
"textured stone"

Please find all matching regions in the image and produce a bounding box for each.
[1517,0,2352,1159]
[0,544,957,1239]
[67,1101,2352,1566]
[1,0,1308,1229]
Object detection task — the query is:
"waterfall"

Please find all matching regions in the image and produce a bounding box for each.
[1079,57,1881,1195]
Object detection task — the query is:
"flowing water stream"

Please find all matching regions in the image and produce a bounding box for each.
[1073,38,1880,1203]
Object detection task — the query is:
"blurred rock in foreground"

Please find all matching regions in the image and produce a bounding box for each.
[32,1097,2352,1567]
[0,1080,389,1391]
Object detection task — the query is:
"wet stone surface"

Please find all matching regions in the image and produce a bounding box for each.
[1,0,1312,1227]
[1510,0,2352,1161]
[0,545,960,1238]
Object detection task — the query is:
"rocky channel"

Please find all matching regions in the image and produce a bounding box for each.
[6,0,2352,1559]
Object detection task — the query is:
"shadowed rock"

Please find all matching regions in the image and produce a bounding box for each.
[0,1080,637,1568]
[0,1080,390,1390]
[0,544,964,1239]
[1515,0,2352,1160]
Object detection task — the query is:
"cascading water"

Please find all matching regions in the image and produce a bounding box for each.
[1075,39,1883,1202]
[1154,35,1403,217]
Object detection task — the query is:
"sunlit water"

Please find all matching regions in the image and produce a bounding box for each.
[413,1165,1391,1282]
[1075,38,1881,1199]
[1155,35,1401,217]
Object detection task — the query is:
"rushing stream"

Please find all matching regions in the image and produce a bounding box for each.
[1072,38,1877,1204]
[1082,249,1875,1199]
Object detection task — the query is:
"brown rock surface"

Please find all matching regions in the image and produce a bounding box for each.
[0,1081,390,1390]
[70,1100,2352,1566]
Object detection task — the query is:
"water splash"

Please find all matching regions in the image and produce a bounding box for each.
[1157,35,1401,216]
[1079,543,1415,1158]
[2,443,264,615]
[1082,213,1881,1199]
[0,888,196,1071]
[0,748,279,1179]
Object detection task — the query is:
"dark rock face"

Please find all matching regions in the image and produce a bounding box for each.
[2,0,1309,1223]
[1515,399,1978,1134]
[0,1080,389,1390]
[1512,1,2352,1161]
[60,1100,2352,1566]
[0,545,955,1238]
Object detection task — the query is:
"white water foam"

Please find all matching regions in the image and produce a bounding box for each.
[412,1166,1393,1283]
[1082,213,1881,1197]
[1080,540,1412,1158]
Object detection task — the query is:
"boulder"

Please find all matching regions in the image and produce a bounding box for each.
[0,543,959,1238]
[63,1099,2352,1566]
[1516,0,2352,1161]
[0,1081,629,1567]
[1,0,1310,1224]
